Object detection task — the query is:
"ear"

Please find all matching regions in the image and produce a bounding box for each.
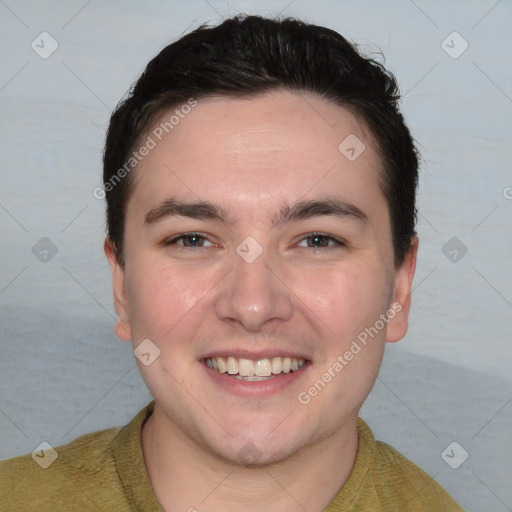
[386,236,419,343]
[104,238,132,342]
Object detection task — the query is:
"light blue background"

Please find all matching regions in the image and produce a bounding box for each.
[1,1,511,510]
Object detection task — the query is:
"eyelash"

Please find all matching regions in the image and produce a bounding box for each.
[163,232,346,251]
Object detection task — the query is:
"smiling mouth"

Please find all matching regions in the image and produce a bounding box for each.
[204,356,307,381]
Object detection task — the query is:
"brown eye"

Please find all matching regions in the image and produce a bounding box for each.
[180,234,206,247]
[298,233,345,249]
[165,233,213,248]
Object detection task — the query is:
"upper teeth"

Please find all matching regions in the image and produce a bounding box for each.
[205,356,306,377]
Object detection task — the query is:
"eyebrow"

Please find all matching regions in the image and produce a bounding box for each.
[144,197,368,227]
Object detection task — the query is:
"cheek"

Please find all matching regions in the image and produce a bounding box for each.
[124,257,210,343]
[296,264,390,413]
[292,262,390,342]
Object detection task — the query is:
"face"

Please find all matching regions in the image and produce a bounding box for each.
[106,90,417,465]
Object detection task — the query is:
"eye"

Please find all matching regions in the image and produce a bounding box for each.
[297,233,345,250]
[164,232,215,249]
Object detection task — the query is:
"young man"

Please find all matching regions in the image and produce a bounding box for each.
[0,14,464,511]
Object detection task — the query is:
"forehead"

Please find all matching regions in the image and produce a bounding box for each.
[128,90,385,223]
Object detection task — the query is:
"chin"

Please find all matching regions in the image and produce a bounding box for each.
[209,438,301,468]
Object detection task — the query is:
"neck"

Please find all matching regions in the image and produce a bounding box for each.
[141,403,358,512]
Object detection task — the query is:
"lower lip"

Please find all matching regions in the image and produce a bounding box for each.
[202,361,311,397]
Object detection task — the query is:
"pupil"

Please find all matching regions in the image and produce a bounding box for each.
[311,235,325,247]
[186,235,201,246]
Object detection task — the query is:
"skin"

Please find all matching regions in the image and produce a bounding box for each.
[105,90,418,511]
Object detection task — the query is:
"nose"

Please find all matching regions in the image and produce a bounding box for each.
[214,244,294,332]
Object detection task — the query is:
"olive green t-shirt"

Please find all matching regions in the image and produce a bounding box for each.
[0,402,464,511]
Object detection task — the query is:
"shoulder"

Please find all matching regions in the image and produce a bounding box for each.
[372,439,465,511]
[0,426,126,512]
